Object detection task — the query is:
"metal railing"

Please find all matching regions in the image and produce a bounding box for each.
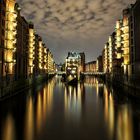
[82,72,105,75]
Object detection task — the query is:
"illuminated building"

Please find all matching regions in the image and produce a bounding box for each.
[0,0,56,82]
[114,8,132,81]
[103,2,140,86]
[34,37,56,76]
[47,50,52,73]
[43,44,47,73]
[98,1,140,87]
[34,35,43,75]
[114,8,131,81]
[65,52,82,81]
[113,9,131,81]
[34,37,55,76]
[85,61,96,72]
[34,34,40,75]
[121,9,131,80]
[47,49,55,73]
[102,43,109,73]
[96,55,103,72]
[108,36,113,73]
[4,0,17,82]
[65,52,83,73]
[34,36,48,75]
[0,0,56,96]
[16,4,29,80]
[108,33,116,73]
[53,62,56,73]
[112,20,124,79]
[0,0,6,81]
[38,37,43,72]
[28,23,35,77]
[79,52,85,72]
[115,20,123,60]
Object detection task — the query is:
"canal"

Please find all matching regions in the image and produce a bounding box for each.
[0,76,140,140]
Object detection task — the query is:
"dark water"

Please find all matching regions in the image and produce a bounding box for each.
[0,76,140,140]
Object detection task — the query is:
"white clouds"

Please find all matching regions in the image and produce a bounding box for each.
[17,0,136,63]
[18,0,135,39]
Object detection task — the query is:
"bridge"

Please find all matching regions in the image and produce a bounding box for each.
[57,71,105,76]
[81,72,105,76]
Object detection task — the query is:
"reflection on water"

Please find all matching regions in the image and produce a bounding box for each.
[36,93,42,134]
[0,76,139,140]
[64,83,85,123]
[24,94,34,140]
[116,105,133,140]
[22,78,55,140]
[104,86,115,139]
[2,114,16,140]
[103,85,133,140]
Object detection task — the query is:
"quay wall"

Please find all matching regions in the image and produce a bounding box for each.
[0,73,55,100]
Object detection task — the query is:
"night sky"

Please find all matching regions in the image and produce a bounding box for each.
[17,0,135,63]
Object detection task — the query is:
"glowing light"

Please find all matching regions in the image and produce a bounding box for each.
[2,115,16,140]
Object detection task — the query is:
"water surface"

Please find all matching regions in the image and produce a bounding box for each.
[0,76,140,140]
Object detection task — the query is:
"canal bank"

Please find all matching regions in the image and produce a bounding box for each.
[0,73,55,100]
[105,74,140,99]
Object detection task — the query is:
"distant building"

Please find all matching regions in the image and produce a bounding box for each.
[34,35,55,75]
[65,52,83,80]
[38,37,44,73]
[96,55,103,72]
[43,43,48,74]
[85,61,96,72]
[108,33,116,73]
[28,23,35,77]
[102,32,119,77]
[47,49,55,73]
[79,52,85,72]
[34,34,40,75]
[102,43,109,73]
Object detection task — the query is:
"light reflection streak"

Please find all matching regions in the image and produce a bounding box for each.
[103,85,133,140]
[36,93,42,134]
[104,86,109,125]
[64,84,82,123]
[35,78,55,135]
[0,77,135,140]
[46,79,55,113]
[96,80,99,97]
[117,105,133,140]
[84,76,103,88]
[24,96,34,140]
[42,87,47,122]
[103,86,116,139]
[2,114,16,140]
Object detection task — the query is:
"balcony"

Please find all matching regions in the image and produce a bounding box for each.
[5,59,16,64]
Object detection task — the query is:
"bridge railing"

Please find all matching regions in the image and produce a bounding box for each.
[82,72,105,75]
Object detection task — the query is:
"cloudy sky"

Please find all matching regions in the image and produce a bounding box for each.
[17,0,135,63]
